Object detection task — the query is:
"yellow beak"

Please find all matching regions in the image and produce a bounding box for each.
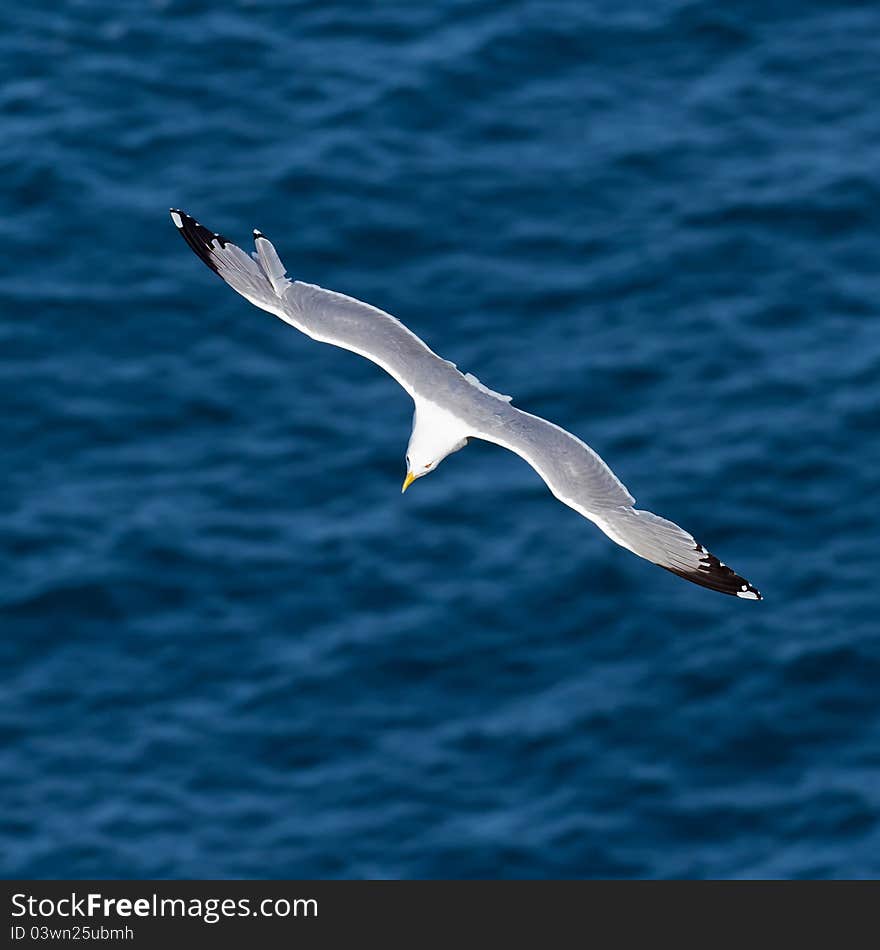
[401,471,416,493]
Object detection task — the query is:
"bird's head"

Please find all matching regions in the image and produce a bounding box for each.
[402,399,469,492]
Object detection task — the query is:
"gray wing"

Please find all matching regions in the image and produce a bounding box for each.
[170,209,442,396]
[172,210,761,600]
[472,410,762,599]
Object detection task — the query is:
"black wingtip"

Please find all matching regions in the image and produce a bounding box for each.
[253,228,264,238]
[170,209,231,276]
[661,543,762,600]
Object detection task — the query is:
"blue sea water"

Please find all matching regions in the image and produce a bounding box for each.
[2,0,879,879]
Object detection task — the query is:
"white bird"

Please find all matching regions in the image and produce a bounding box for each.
[171,209,761,600]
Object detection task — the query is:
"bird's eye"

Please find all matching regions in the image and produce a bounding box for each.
[424,463,431,469]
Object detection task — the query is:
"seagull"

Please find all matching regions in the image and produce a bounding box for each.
[170,209,761,600]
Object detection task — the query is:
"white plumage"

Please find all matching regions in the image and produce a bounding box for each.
[172,209,761,600]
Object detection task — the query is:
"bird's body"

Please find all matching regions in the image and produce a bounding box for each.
[171,209,761,600]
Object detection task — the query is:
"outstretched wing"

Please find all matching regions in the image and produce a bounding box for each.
[170,208,444,397]
[172,209,761,600]
[471,411,762,600]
